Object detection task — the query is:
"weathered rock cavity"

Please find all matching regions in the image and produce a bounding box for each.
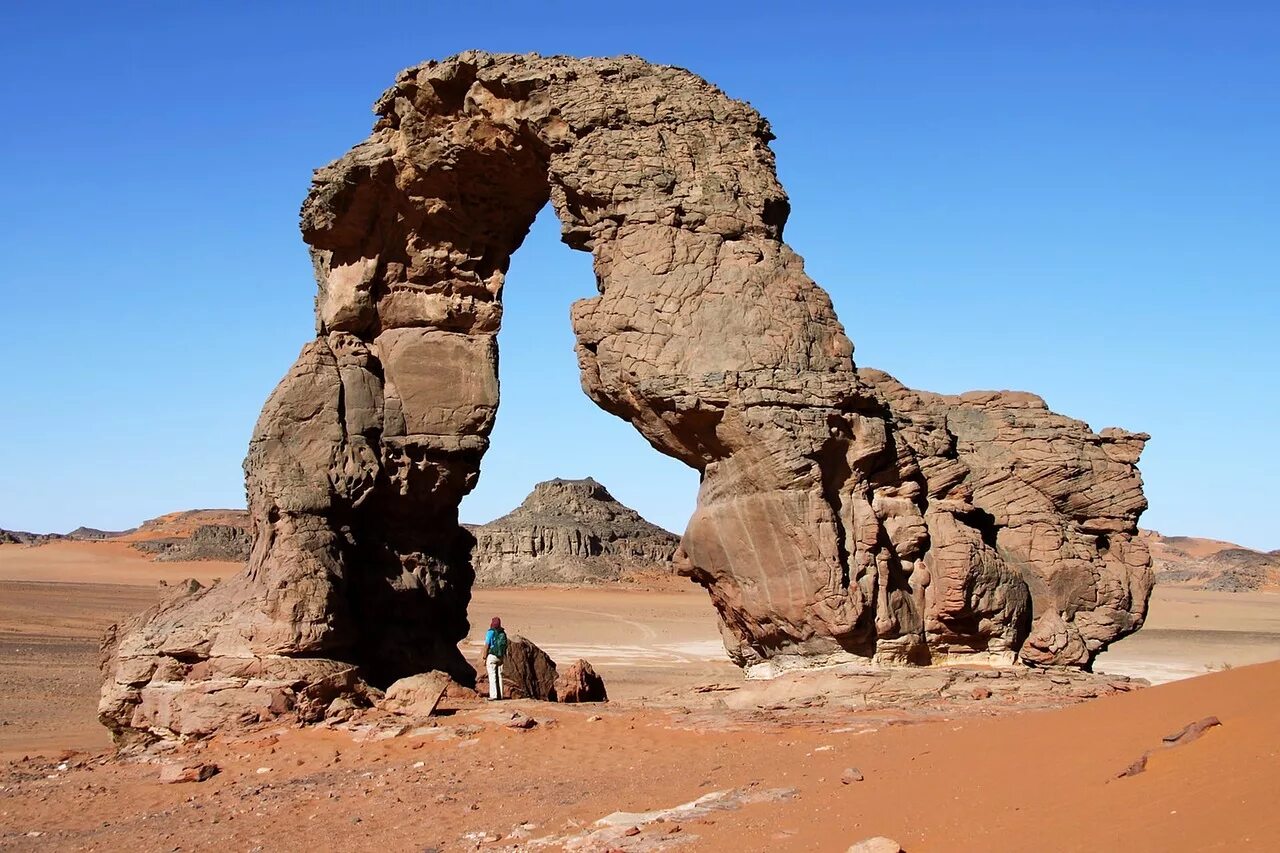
[100,52,1152,740]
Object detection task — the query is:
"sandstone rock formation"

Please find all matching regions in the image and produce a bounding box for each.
[556,659,608,703]
[475,636,608,703]
[130,509,250,535]
[100,51,1152,741]
[497,636,560,701]
[469,478,678,585]
[382,670,451,716]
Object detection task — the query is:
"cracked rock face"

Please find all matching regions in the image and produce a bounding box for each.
[468,478,679,586]
[100,51,1152,740]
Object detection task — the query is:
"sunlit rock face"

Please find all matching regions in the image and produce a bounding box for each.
[100,52,1151,741]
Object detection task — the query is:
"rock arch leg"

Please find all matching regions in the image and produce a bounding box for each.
[101,53,1152,741]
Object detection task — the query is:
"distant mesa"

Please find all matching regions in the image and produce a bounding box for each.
[0,525,133,545]
[120,509,251,563]
[0,509,251,563]
[1141,530,1279,592]
[467,478,679,586]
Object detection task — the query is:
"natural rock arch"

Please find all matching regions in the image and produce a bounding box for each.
[100,52,1152,741]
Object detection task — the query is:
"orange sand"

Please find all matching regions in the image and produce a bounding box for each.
[0,540,1277,850]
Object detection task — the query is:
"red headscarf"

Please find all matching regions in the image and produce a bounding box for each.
[490,616,502,629]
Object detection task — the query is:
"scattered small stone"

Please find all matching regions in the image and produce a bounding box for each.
[1116,753,1149,779]
[160,763,220,784]
[841,767,864,784]
[970,686,992,700]
[1163,716,1221,746]
[505,712,537,730]
[587,715,602,722]
[623,826,641,836]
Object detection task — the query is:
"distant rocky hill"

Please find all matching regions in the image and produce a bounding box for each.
[1141,530,1280,592]
[0,526,131,544]
[467,478,679,586]
[0,510,251,563]
[121,509,251,562]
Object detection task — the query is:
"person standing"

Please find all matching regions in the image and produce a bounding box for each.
[483,617,508,700]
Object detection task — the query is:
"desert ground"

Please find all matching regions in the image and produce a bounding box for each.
[2,540,1278,850]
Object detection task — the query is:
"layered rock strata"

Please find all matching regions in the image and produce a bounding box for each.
[469,478,678,585]
[101,52,1152,740]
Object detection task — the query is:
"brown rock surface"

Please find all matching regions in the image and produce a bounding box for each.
[499,635,559,701]
[159,762,220,784]
[100,51,1153,741]
[846,838,901,853]
[381,671,451,716]
[468,478,678,585]
[555,659,608,703]
[117,510,250,543]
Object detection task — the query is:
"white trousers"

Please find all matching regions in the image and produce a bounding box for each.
[486,654,503,700]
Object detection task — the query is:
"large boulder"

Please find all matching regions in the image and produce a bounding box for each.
[100,52,1151,741]
[381,671,451,716]
[555,659,608,703]
[469,478,678,585]
[501,636,560,701]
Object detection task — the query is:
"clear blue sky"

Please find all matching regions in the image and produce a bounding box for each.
[1,1,1275,549]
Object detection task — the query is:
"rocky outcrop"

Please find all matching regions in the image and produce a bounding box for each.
[498,636,560,701]
[67,527,132,541]
[556,660,608,703]
[847,372,1152,669]
[132,525,252,563]
[469,478,677,585]
[1141,530,1279,592]
[476,636,608,703]
[0,527,43,540]
[100,52,1152,741]
[122,509,249,540]
[381,671,451,716]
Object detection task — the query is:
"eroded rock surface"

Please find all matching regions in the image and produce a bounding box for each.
[497,636,560,701]
[556,659,608,703]
[469,478,677,586]
[100,51,1152,741]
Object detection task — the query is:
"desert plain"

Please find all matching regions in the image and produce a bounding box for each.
[1,538,1278,851]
